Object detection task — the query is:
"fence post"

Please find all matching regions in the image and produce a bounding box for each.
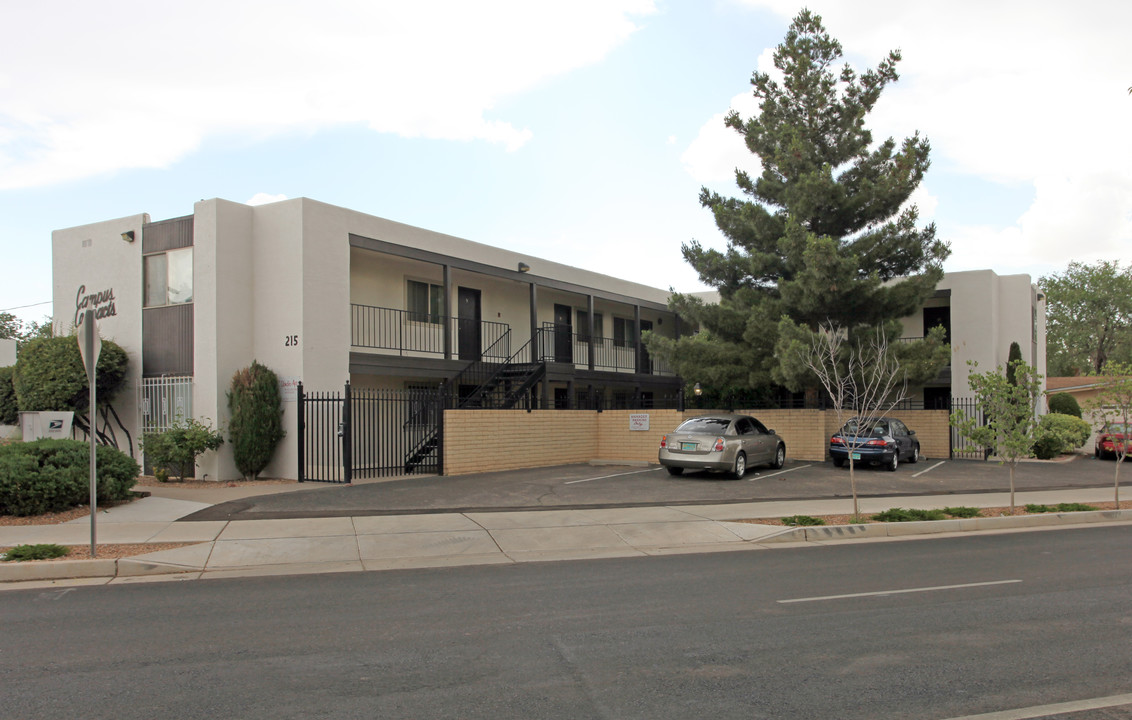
[297,382,306,482]
[435,385,445,476]
[343,382,353,484]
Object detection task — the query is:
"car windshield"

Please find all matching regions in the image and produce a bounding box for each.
[1107,423,1130,434]
[841,420,889,436]
[676,417,731,434]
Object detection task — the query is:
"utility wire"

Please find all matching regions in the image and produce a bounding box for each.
[0,301,52,312]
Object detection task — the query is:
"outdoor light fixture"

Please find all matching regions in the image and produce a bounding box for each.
[693,382,702,396]
[121,230,135,242]
[518,262,530,273]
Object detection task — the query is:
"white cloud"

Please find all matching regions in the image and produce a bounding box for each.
[719,1,1132,273]
[680,91,763,185]
[0,0,656,189]
[247,193,289,206]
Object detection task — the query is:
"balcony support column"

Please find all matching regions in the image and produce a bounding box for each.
[443,264,453,360]
[634,305,642,374]
[587,294,596,371]
[529,282,539,362]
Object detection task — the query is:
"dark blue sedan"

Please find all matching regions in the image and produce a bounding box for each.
[829,417,921,471]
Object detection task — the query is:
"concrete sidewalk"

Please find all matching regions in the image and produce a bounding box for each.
[3,484,1131,590]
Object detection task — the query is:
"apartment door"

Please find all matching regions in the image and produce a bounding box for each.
[458,287,482,361]
[553,303,573,363]
[923,306,950,343]
[639,319,653,374]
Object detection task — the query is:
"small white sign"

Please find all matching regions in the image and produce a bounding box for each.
[629,413,650,431]
[279,376,300,403]
[41,412,74,439]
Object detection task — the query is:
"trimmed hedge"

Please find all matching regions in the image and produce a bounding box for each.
[0,439,139,516]
[1033,412,1092,458]
[0,365,16,425]
[1047,393,1082,418]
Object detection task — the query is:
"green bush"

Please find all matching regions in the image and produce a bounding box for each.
[1033,413,1092,457]
[1025,502,1098,513]
[141,417,223,481]
[872,507,946,522]
[227,361,285,480]
[12,335,128,413]
[782,515,825,526]
[0,366,16,425]
[2,543,69,561]
[1047,393,1082,418]
[0,439,139,516]
[943,506,981,518]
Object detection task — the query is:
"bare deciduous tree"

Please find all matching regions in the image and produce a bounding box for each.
[800,323,911,517]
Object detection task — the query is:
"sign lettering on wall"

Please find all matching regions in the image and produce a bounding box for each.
[74,285,117,328]
[629,413,650,431]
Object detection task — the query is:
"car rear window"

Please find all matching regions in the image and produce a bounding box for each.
[677,418,731,433]
[843,421,889,436]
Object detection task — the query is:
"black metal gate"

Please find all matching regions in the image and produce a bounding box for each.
[297,382,443,483]
[949,396,990,460]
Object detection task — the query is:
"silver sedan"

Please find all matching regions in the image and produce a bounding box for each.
[658,414,786,478]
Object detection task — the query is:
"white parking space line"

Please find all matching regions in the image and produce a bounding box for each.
[564,468,663,485]
[937,692,1132,720]
[748,464,812,481]
[778,579,1021,604]
[912,460,946,478]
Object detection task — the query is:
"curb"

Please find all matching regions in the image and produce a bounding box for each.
[0,556,200,584]
[757,508,1132,544]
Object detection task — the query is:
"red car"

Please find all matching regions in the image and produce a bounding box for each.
[1095,422,1130,460]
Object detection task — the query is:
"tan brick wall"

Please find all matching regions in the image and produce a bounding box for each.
[441,408,954,474]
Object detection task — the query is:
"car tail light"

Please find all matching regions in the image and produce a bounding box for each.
[713,437,725,452]
[660,435,667,449]
[866,438,889,447]
[831,436,844,445]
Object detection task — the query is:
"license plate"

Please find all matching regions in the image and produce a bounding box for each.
[851,452,861,460]
[681,442,697,451]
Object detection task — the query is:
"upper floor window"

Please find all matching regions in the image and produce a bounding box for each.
[144,247,193,308]
[407,279,443,324]
[576,310,603,343]
[613,317,633,348]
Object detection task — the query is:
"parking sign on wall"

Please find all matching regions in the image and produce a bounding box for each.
[629,413,650,431]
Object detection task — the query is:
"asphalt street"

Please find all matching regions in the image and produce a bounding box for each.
[3,525,1130,719]
[184,455,1124,521]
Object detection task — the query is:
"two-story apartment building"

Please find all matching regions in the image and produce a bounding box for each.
[52,197,687,481]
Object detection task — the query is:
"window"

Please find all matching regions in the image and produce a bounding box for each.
[575,310,603,343]
[613,317,631,348]
[407,279,443,324]
[143,247,193,308]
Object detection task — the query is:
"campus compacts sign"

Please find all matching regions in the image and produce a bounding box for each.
[74,285,117,327]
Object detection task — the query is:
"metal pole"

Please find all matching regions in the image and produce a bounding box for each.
[89,367,97,557]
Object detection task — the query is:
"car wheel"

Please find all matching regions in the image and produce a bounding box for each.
[909,444,920,464]
[733,452,747,479]
[886,452,898,472]
[666,466,684,476]
[833,457,845,468]
[771,444,785,469]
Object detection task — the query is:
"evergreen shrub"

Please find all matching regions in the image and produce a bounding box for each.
[227,361,285,480]
[0,439,139,516]
[1047,393,1082,418]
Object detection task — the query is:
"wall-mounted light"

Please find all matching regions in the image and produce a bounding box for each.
[121,230,135,243]
[518,262,530,273]
[693,382,702,397]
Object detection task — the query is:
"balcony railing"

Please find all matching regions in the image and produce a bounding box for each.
[537,323,676,376]
[351,304,511,361]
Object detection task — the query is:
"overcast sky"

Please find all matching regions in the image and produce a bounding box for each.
[2,0,1129,324]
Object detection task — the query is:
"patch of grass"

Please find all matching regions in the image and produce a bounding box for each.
[782,515,825,526]
[943,506,981,518]
[872,507,947,523]
[2,543,70,562]
[1025,502,1098,514]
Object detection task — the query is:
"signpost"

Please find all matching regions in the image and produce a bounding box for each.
[77,310,101,558]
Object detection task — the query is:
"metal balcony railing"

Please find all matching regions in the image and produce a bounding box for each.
[350,304,511,361]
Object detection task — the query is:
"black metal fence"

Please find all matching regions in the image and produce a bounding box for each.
[350,304,510,361]
[297,382,444,483]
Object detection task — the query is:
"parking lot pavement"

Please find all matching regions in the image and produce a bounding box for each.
[181,454,1119,522]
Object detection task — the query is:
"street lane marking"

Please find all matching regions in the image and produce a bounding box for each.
[938,692,1132,719]
[778,579,1022,604]
[564,468,661,485]
[912,460,946,478]
[748,464,812,481]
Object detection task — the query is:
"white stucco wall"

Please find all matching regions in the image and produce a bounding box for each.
[51,214,148,462]
[0,338,15,368]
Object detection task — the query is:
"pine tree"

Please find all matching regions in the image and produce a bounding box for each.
[650,10,950,394]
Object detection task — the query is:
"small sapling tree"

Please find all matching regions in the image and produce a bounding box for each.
[795,322,911,517]
[141,417,224,482]
[952,359,1042,512]
[1086,361,1132,506]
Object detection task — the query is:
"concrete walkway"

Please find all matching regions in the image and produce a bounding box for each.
[3,484,1130,590]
